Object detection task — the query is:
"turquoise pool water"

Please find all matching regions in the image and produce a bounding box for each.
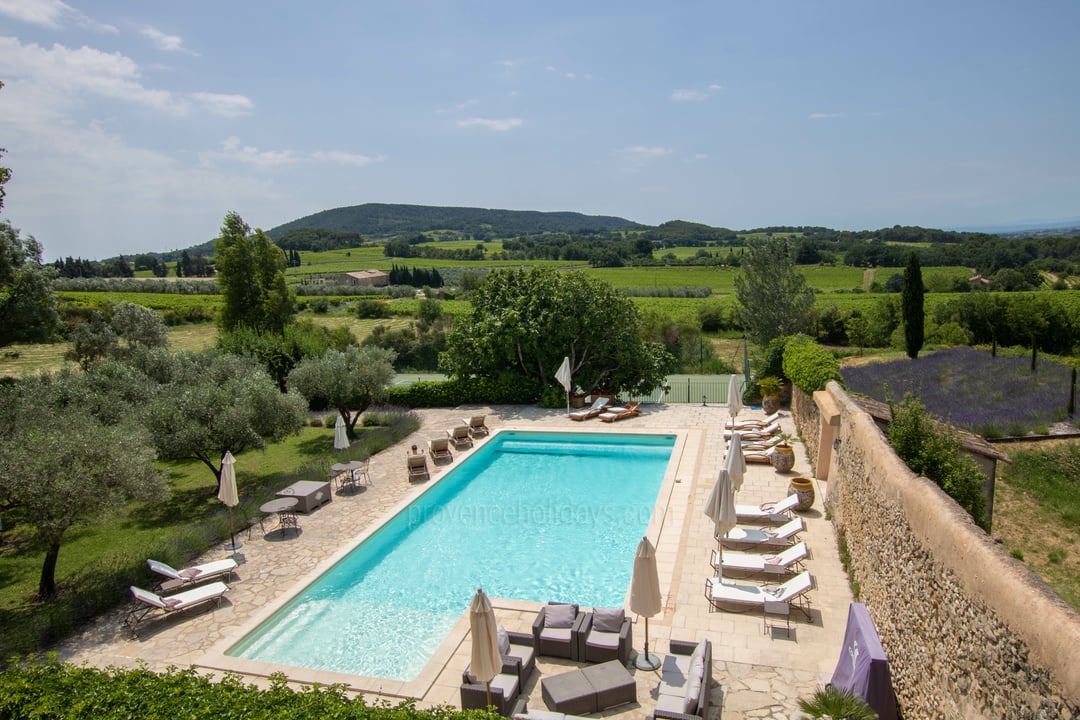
[229,431,675,680]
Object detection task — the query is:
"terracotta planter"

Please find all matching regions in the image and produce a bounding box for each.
[762,395,781,414]
[570,393,587,409]
[788,476,815,511]
[770,446,795,473]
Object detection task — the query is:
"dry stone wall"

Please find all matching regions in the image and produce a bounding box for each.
[805,382,1080,719]
[791,387,820,467]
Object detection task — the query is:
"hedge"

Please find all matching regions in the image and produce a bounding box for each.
[382,376,541,407]
[0,657,499,720]
[781,334,843,394]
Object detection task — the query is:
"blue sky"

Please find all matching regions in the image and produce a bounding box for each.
[1,1,1078,261]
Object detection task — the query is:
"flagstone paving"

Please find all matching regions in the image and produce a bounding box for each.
[56,403,853,719]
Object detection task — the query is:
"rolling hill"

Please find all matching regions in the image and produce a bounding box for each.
[266,203,644,239]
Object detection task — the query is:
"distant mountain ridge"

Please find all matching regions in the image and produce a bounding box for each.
[266,203,644,239]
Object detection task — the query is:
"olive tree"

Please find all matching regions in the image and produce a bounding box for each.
[68,302,169,368]
[141,350,307,491]
[0,222,60,348]
[287,345,397,439]
[0,372,167,598]
[441,267,674,395]
[733,237,814,346]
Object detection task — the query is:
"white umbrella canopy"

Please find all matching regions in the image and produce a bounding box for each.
[727,374,743,427]
[469,588,501,707]
[724,431,747,492]
[630,536,662,670]
[705,468,737,564]
[555,356,573,414]
[334,414,350,456]
[218,451,241,551]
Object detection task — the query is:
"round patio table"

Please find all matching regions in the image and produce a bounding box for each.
[260,496,300,535]
[330,460,369,490]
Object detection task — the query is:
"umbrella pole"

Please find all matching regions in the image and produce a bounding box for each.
[634,616,660,670]
[485,680,492,709]
[225,507,242,551]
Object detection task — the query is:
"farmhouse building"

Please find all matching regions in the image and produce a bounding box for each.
[338,270,389,287]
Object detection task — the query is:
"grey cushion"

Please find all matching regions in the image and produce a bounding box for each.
[658,654,691,696]
[497,625,511,656]
[489,672,520,699]
[592,607,625,633]
[655,694,686,715]
[539,627,572,643]
[544,604,577,629]
[586,630,620,650]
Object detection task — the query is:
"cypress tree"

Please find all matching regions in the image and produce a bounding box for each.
[902,251,925,359]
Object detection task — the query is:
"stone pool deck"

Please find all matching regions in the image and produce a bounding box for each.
[56,404,853,720]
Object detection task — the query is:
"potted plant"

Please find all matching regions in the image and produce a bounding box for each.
[757,376,783,414]
[789,475,816,511]
[796,686,877,720]
[770,432,796,473]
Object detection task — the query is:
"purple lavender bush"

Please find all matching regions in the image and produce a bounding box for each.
[840,346,1073,437]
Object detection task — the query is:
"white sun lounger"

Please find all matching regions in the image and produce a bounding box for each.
[705,570,813,617]
[124,581,230,635]
[735,494,799,523]
[711,541,809,577]
[724,422,781,440]
[147,558,237,591]
[721,517,804,548]
[723,412,781,429]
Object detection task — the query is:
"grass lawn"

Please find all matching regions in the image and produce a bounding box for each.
[0,420,416,659]
[994,440,1080,611]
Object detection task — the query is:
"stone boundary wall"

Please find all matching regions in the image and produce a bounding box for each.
[803,382,1080,719]
[791,387,820,468]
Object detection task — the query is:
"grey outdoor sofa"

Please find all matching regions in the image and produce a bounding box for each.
[651,638,713,720]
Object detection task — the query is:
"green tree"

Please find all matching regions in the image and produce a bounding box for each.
[0,223,61,348]
[733,237,814,346]
[0,372,167,597]
[215,211,295,333]
[441,267,674,395]
[287,345,397,439]
[902,252,925,359]
[140,350,307,491]
[68,302,169,367]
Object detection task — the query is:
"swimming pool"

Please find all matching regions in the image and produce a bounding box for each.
[227,430,675,681]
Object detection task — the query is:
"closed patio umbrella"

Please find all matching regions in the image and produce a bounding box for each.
[727,374,743,428]
[218,451,241,551]
[334,414,350,458]
[469,587,501,708]
[724,431,746,492]
[630,536,662,670]
[555,356,573,415]
[704,468,737,566]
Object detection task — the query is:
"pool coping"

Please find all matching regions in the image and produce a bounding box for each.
[198,426,689,699]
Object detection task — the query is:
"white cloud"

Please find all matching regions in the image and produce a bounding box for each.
[456,117,523,132]
[0,38,251,117]
[436,98,478,114]
[0,0,115,32]
[671,84,721,102]
[617,146,671,160]
[141,26,198,56]
[190,92,253,117]
[311,150,386,167]
[200,137,298,169]
[809,112,844,120]
[693,153,708,161]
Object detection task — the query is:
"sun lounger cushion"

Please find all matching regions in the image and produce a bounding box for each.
[148,558,236,582]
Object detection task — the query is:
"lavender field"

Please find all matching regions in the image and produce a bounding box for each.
[841,347,1075,437]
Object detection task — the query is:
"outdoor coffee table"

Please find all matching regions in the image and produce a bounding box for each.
[276,480,331,513]
[581,660,636,710]
[541,660,636,714]
[541,666,597,715]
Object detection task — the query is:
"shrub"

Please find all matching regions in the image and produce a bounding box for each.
[782,334,843,394]
[355,299,391,318]
[383,377,541,407]
[887,396,987,529]
[0,658,496,720]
